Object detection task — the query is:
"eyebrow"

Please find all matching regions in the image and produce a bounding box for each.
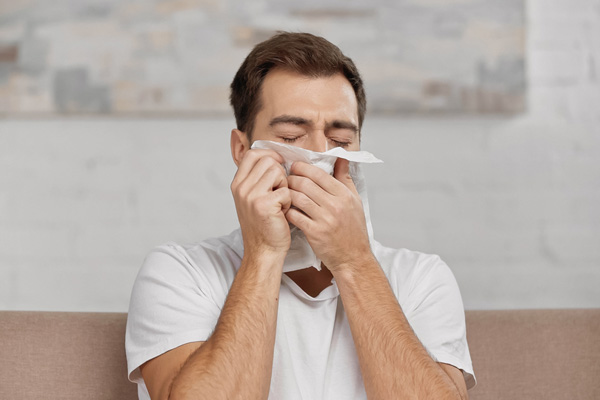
[269,114,358,135]
[327,120,359,134]
[269,115,312,128]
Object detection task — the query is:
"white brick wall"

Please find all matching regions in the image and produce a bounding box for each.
[1,0,599,311]
[0,119,240,311]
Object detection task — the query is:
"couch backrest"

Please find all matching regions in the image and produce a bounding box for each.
[466,309,600,400]
[1,309,599,400]
[0,311,137,400]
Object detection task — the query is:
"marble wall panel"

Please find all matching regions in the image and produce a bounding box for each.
[0,0,525,115]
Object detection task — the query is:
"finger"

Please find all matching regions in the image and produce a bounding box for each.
[255,161,288,193]
[273,187,292,215]
[234,149,284,184]
[289,188,320,219]
[285,206,314,233]
[289,161,345,196]
[287,175,325,207]
[240,155,287,191]
[333,158,358,195]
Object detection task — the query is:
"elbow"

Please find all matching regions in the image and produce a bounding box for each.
[453,385,469,400]
[166,376,185,400]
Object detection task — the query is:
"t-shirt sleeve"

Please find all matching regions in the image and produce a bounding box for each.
[125,243,223,383]
[404,255,477,390]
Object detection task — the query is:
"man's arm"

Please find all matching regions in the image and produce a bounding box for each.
[140,251,285,400]
[334,255,468,399]
[141,148,292,400]
[168,251,285,400]
[286,159,468,400]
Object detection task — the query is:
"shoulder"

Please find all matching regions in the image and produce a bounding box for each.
[126,230,243,384]
[139,229,243,285]
[131,229,243,310]
[372,241,458,310]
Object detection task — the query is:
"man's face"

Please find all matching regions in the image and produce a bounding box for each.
[250,68,360,152]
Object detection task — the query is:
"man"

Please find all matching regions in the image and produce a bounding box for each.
[126,32,475,399]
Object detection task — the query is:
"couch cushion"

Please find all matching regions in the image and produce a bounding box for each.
[466,308,600,400]
[0,311,137,400]
[1,309,599,400]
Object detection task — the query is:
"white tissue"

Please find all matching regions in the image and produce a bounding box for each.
[251,140,382,175]
[250,140,382,273]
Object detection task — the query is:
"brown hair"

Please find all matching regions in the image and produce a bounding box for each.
[230,32,366,139]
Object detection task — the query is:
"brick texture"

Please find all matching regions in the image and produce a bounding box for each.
[0,0,599,311]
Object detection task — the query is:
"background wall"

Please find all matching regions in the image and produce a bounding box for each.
[1,0,599,311]
[0,0,525,115]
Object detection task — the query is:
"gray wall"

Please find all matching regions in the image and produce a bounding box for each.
[1,0,599,311]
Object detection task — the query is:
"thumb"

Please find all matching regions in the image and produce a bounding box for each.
[333,158,357,192]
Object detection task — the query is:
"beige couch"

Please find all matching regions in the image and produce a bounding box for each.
[1,309,599,399]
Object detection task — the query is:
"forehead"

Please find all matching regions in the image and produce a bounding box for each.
[258,68,358,121]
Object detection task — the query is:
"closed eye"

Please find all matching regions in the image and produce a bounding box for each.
[329,139,350,148]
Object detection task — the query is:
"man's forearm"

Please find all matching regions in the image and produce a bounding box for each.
[334,257,464,400]
[169,253,284,400]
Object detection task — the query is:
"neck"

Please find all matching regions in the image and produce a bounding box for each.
[285,263,333,298]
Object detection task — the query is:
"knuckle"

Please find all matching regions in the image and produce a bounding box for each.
[331,203,342,216]
[246,150,260,161]
[325,198,340,215]
[324,212,337,227]
[341,194,357,209]
[269,162,285,176]
[261,155,279,167]
[256,155,270,166]
[279,187,291,199]
[251,196,266,214]
[231,182,242,197]
[277,161,287,173]
[237,183,255,202]
[236,181,248,196]
[340,190,353,202]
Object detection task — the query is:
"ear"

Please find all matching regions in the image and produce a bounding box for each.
[230,129,250,167]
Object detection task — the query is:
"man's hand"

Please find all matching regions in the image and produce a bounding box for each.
[231,149,292,259]
[285,158,373,272]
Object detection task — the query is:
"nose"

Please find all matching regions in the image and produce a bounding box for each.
[305,131,328,153]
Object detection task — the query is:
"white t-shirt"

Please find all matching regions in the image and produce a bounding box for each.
[125,229,476,399]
